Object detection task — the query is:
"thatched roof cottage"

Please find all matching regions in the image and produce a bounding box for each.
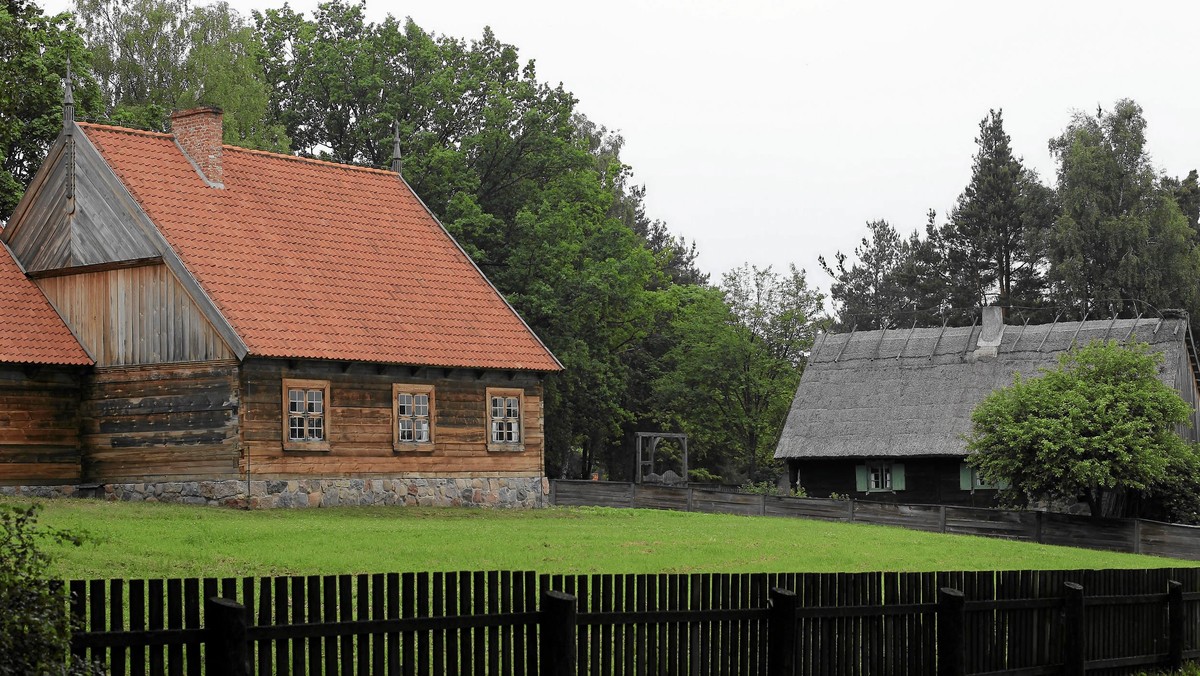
[773,307,1200,505]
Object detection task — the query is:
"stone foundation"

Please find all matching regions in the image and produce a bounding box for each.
[0,476,550,509]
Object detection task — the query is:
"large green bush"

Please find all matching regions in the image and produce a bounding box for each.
[967,340,1200,520]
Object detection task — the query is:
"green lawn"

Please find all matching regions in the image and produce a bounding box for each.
[6,498,1195,580]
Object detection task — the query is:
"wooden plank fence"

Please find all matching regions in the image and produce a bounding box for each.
[553,480,1200,562]
[67,567,1200,675]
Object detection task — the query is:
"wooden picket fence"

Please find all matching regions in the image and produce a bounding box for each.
[68,567,1200,675]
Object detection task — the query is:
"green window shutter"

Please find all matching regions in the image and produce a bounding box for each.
[959,463,973,491]
[855,465,868,492]
[892,463,906,491]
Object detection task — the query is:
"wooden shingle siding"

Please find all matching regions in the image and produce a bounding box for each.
[82,362,240,482]
[240,359,544,479]
[0,364,84,485]
[36,264,233,366]
[3,127,159,272]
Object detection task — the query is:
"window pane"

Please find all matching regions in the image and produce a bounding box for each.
[289,389,304,413]
[491,421,501,443]
[309,416,323,441]
[398,393,412,416]
[289,416,304,440]
[399,419,413,441]
[491,397,503,418]
[506,397,519,418]
[416,420,429,442]
[414,394,429,416]
[308,390,323,414]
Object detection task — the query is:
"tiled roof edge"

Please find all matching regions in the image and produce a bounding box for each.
[397,171,565,372]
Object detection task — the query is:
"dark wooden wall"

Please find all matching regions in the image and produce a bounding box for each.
[240,359,545,479]
[0,363,84,485]
[82,361,241,483]
[789,457,998,507]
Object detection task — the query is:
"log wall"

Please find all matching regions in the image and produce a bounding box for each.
[82,361,241,482]
[0,363,84,485]
[240,359,544,479]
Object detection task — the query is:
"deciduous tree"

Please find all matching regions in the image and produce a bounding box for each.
[1046,100,1200,316]
[967,340,1199,519]
[0,0,98,221]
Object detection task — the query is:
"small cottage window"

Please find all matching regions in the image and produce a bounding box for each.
[959,463,1009,491]
[487,387,523,451]
[855,461,905,492]
[393,384,434,451]
[282,379,330,451]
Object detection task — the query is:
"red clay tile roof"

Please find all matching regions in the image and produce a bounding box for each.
[0,246,91,365]
[79,123,560,371]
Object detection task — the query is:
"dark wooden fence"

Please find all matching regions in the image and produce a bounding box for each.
[552,480,1200,561]
[70,568,1200,675]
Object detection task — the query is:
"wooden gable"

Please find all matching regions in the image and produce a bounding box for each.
[2,126,159,272]
[1,123,248,365]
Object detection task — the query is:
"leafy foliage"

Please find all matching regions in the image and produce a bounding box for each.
[1046,100,1200,317]
[0,504,98,676]
[966,341,1200,519]
[0,0,99,222]
[652,266,824,481]
[75,0,287,149]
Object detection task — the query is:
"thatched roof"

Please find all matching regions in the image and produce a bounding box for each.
[774,312,1196,460]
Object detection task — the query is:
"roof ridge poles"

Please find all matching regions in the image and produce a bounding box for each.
[1037,311,1062,353]
[1122,313,1144,344]
[960,314,979,361]
[928,316,949,361]
[834,324,857,363]
[897,319,917,360]
[810,330,829,361]
[1103,307,1119,342]
[870,325,889,361]
[1006,317,1031,354]
[1068,312,1089,350]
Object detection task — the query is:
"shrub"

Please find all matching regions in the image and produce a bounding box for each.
[739,480,807,498]
[0,503,100,676]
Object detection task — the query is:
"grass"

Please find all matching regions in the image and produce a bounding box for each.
[7,498,1198,580]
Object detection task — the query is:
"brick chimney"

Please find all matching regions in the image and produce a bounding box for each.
[170,107,224,187]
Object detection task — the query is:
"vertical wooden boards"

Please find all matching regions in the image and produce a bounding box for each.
[36,264,234,367]
[0,364,84,485]
[4,129,160,273]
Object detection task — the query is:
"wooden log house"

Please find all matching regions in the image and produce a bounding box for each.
[774,306,1200,507]
[0,101,561,508]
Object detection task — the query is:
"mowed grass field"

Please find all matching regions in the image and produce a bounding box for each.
[6,498,1196,580]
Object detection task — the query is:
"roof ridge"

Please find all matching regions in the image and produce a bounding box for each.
[223,145,399,176]
[80,121,400,177]
[77,121,173,139]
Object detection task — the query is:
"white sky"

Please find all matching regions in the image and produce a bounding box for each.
[49,0,1200,294]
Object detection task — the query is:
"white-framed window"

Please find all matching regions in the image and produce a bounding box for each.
[868,462,891,490]
[393,384,434,451]
[487,387,523,450]
[855,461,905,492]
[282,379,330,451]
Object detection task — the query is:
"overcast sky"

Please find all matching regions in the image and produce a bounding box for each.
[53,0,1200,294]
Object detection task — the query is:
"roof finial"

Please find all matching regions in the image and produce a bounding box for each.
[63,54,75,134]
[391,120,402,174]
